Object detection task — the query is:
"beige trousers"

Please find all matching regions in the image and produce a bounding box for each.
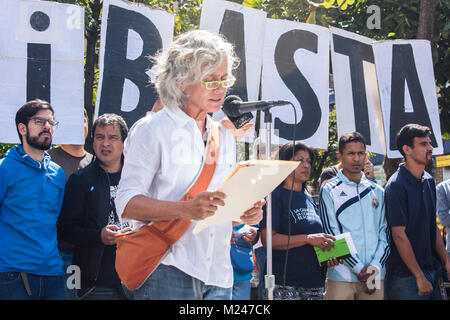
[324,279,385,300]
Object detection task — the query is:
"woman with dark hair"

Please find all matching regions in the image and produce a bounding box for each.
[260,142,340,300]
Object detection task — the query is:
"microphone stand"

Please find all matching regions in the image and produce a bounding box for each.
[263,109,275,300]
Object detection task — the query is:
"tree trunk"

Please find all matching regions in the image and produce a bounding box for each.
[417,0,437,40]
[84,0,102,154]
[417,0,438,63]
[417,0,438,176]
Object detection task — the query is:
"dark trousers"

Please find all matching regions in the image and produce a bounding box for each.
[0,272,64,300]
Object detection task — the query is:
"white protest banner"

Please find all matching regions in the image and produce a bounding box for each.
[261,19,330,149]
[200,0,266,104]
[95,0,174,129]
[331,27,386,154]
[0,0,84,144]
[373,40,443,158]
[200,0,266,142]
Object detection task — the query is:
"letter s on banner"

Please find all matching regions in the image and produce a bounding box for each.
[261,19,330,150]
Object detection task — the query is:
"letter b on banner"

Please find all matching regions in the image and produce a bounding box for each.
[97,4,162,128]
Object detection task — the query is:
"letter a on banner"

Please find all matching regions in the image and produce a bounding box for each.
[0,0,84,144]
[330,27,386,155]
[373,40,443,158]
[199,0,266,142]
[261,19,330,150]
[96,0,174,129]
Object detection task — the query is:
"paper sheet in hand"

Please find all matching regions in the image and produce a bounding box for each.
[192,160,299,234]
[314,232,357,265]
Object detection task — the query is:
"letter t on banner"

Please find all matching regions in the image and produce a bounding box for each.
[330,27,386,155]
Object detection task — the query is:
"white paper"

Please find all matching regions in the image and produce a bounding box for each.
[334,232,357,255]
[332,232,357,281]
[193,160,299,234]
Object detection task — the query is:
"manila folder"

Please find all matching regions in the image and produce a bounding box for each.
[192,160,299,234]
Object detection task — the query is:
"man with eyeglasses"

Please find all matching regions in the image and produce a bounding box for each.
[0,99,66,300]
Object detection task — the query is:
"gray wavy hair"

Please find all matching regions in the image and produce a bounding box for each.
[152,29,240,110]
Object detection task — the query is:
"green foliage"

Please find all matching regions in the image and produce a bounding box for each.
[316,0,449,135]
[3,0,447,177]
[0,144,15,159]
[241,0,449,136]
[310,108,338,189]
[238,0,449,187]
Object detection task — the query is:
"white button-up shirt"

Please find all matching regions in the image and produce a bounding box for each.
[115,106,236,288]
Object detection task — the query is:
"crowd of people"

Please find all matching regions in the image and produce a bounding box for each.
[0,29,449,301]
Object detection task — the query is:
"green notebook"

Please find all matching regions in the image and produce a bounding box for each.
[314,233,356,266]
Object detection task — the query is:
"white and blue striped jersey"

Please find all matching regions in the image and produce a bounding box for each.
[319,169,390,283]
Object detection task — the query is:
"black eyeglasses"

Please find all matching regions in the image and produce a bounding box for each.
[29,117,59,128]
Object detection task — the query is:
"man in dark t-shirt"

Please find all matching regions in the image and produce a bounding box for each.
[48,146,92,183]
[385,124,449,300]
[49,109,93,183]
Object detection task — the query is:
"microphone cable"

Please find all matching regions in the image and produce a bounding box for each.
[281,102,298,288]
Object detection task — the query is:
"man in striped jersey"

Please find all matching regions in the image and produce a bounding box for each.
[319,132,389,300]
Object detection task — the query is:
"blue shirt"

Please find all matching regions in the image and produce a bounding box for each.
[232,224,253,281]
[384,164,440,277]
[436,179,450,253]
[0,145,65,276]
[319,170,389,282]
[260,186,324,288]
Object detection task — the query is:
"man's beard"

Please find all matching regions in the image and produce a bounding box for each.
[26,130,52,151]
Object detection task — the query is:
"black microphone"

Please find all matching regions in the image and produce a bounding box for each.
[221,95,253,129]
[222,95,290,118]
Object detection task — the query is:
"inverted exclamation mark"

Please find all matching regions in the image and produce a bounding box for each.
[27,11,51,102]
